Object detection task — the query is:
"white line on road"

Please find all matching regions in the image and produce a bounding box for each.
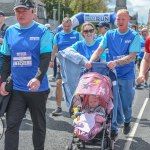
[25,123,33,126]
[124,98,149,150]
[48,75,53,78]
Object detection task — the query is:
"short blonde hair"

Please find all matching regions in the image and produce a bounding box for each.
[62,17,72,24]
[117,9,129,16]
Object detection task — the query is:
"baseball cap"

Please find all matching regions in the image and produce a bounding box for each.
[14,0,35,10]
[96,22,110,29]
[0,11,5,16]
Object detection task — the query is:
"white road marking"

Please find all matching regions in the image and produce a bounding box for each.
[48,75,53,78]
[0,118,4,139]
[124,98,149,150]
[25,123,33,126]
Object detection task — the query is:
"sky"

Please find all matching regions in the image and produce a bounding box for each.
[109,0,150,24]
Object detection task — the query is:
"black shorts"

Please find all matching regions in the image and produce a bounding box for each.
[56,64,62,79]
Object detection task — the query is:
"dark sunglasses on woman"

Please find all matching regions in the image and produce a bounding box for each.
[83,29,94,34]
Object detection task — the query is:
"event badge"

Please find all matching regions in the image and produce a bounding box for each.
[13,52,32,67]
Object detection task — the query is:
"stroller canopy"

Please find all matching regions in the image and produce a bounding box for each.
[74,72,113,102]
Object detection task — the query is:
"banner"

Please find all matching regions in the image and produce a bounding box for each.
[57,12,116,32]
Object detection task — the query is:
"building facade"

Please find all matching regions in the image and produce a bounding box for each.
[115,0,127,12]
[0,0,47,25]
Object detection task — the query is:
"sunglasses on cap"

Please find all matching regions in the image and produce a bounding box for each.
[83,29,94,34]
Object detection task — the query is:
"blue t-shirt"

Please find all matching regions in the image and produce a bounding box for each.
[100,28,141,80]
[71,38,106,61]
[1,21,52,92]
[138,36,145,59]
[49,30,54,49]
[53,30,83,50]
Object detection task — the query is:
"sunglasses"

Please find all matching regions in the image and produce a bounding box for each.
[83,29,94,34]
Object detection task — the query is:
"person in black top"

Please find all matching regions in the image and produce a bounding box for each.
[0,10,8,74]
[0,11,8,44]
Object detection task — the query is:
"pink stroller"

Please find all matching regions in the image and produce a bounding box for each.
[67,71,114,150]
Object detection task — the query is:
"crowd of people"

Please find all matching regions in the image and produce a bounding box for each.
[0,0,149,149]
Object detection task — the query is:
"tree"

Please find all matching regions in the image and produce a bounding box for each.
[65,0,111,14]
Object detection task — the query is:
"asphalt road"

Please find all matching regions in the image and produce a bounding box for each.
[0,68,150,150]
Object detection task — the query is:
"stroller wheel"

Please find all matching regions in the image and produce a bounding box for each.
[101,136,114,150]
[77,141,85,149]
[110,140,115,150]
[105,137,114,150]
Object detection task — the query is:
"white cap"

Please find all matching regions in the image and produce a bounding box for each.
[45,24,51,29]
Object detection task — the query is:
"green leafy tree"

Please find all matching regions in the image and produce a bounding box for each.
[68,0,110,14]
[42,0,72,21]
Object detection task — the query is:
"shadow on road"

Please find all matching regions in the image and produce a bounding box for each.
[115,137,150,150]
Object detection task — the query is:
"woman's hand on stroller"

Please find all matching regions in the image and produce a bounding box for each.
[85,61,92,69]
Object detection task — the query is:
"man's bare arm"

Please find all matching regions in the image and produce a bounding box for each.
[90,47,105,62]
[115,52,137,65]
[49,45,58,68]
[139,52,150,76]
[50,45,58,62]
[107,52,137,70]
[136,52,150,83]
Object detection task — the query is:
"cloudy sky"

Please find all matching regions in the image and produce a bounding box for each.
[109,0,150,24]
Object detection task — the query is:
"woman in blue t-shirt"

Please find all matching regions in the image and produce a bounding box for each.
[71,22,106,62]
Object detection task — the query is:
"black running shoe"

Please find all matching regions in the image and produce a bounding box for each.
[123,122,131,135]
[52,107,62,116]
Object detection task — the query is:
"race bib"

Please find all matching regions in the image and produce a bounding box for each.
[13,52,32,67]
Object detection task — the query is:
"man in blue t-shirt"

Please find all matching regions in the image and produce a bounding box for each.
[96,22,110,41]
[86,9,141,139]
[50,17,83,116]
[0,0,52,149]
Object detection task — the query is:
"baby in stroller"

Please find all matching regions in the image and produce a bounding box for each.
[73,95,106,141]
[70,72,113,143]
